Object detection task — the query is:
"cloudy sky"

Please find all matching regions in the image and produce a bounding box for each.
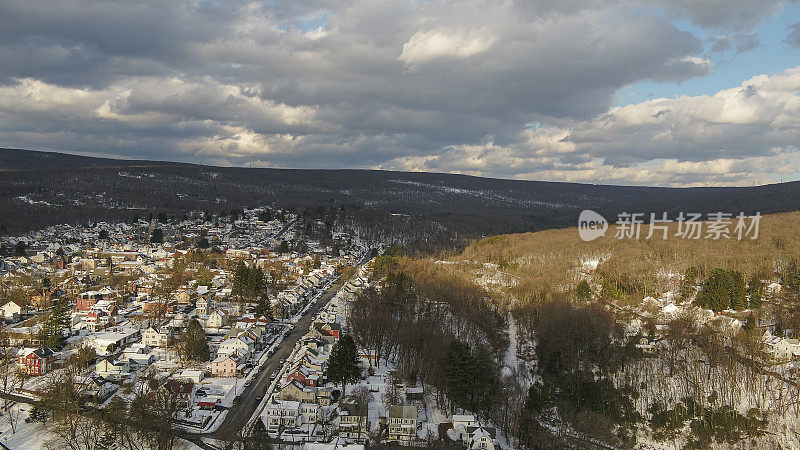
[1,0,799,187]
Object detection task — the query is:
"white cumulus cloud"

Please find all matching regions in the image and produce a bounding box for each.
[398,28,498,66]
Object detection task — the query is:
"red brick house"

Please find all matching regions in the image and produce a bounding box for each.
[316,322,341,340]
[285,366,321,387]
[77,291,103,311]
[16,348,55,376]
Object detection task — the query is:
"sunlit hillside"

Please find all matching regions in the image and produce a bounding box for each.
[411,211,800,308]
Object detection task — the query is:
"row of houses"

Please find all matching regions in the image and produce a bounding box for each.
[263,309,344,433]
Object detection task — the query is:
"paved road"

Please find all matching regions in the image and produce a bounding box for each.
[273,219,297,240]
[178,249,372,448]
[180,277,344,444]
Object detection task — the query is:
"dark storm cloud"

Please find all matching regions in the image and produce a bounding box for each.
[0,0,796,186]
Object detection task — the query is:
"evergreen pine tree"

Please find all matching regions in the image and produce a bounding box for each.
[680,267,698,300]
[196,236,210,249]
[748,274,764,309]
[325,335,361,396]
[471,345,498,415]
[179,319,210,362]
[277,241,289,254]
[150,228,164,244]
[697,268,735,312]
[441,339,473,412]
[38,298,70,349]
[731,271,747,310]
[783,262,800,294]
[254,293,272,319]
[576,280,592,301]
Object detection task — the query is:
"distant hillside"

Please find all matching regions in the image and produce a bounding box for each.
[0,148,186,170]
[2,148,800,243]
[410,211,800,309]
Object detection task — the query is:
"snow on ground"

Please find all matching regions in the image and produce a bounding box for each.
[0,403,50,449]
[199,377,246,408]
[579,253,611,273]
[473,265,518,291]
[501,312,519,378]
[173,438,203,449]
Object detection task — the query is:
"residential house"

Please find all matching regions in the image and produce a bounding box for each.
[262,399,320,431]
[165,379,194,409]
[291,351,326,372]
[207,310,227,328]
[406,386,424,401]
[277,379,317,403]
[85,376,117,402]
[285,365,322,387]
[452,415,481,442]
[339,402,368,440]
[763,332,800,360]
[297,337,329,354]
[91,299,118,317]
[77,290,104,311]
[315,387,333,406]
[178,369,205,384]
[307,327,336,346]
[466,426,498,450]
[0,299,26,320]
[86,311,111,332]
[30,289,55,309]
[16,347,55,376]
[95,358,130,378]
[175,290,193,305]
[91,327,141,356]
[211,354,241,377]
[388,405,417,442]
[218,336,253,359]
[298,402,320,427]
[142,326,172,348]
[124,351,155,367]
[635,337,657,354]
[317,322,341,340]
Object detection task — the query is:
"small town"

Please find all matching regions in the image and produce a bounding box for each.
[0,208,505,449]
[3,1,800,448]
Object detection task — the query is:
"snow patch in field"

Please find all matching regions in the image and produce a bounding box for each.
[578,252,611,272]
[502,313,519,378]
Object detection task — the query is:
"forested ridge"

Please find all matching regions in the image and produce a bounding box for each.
[5,148,800,251]
[349,212,800,448]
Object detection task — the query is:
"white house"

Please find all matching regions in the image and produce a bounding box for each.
[764,334,800,360]
[125,351,155,366]
[262,400,319,431]
[207,310,228,329]
[177,369,205,383]
[91,328,141,356]
[217,337,252,359]
[142,326,171,348]
[85,376,118,401]
[95,358,130,378]
[196,298,212,316]
[466,426,498,450]
[452,414,477,441]
[0,300,25,320]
